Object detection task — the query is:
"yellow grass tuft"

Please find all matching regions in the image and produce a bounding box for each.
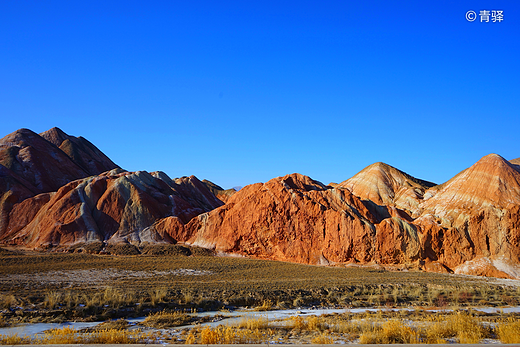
[497,318,520,344]
[198,326,265,344]
[0,333,30,345]
[256,299,273,311]
[311,332,334,344]
[359,320,419,344]
[237,316,269,330]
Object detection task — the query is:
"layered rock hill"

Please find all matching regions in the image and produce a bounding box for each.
[184,173,422,265]
[1,170,223,248]
[0,128,119,237]
[337,162,436,216]
[181,154,520,278]
[40,127,119,176]
[1,127,519,279]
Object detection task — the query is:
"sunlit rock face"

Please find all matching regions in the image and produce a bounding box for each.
[185,173,421,266]
[337,162,435,217]
[182,155,520,279]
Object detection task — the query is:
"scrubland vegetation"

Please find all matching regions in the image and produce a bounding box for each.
[1,247,520,343]
[0,326,154,344]
[2,310,520,344]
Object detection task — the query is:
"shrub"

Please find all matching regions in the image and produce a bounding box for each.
[44,291,62,309]
[497,318,520,343]
[311,332,334,344]
[0,333,30,345]
[105,243,140,255]
[142,310,191,328]
[141,244,191,256]
[359,320,419,344]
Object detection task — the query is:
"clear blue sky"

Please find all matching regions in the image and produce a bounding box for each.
[1,1,519,189]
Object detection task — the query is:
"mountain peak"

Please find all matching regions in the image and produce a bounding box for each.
[278,173,327,191]
[422,153,520,216]
[39,127,70,146]
[338,162,434,212]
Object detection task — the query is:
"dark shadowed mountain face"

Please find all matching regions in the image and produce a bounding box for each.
[40,127,120,176]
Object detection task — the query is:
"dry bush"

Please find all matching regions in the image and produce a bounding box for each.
[449,311,484,343]
[31,326,150,344]
[359,320,419,344]
[256,299,273,311]
[311,332,334,344]
[288,315,327,331]
[87,328,150,344]
[105,243,140,255]
[185,331,196,344]
[38,326,78,344]
[149,287,168,306]
[237,316,269,330]
[497,318,520,343]
[421,311,485,344]
[43,291,62,309]
[0,294,17,309]
[0,333,30,345]
[198,326,265,344]
[142,310,191,328]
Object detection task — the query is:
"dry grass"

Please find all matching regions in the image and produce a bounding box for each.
[149,287,168,306]
[43,291,61,309]
[0,326,153,345]
[142,310,192,328]
[237,316,269,330]
[196,326,266,344]
[0,294,17,309]
[358,320,420,344]
[311,332,334,344]
[256,299,273,311]
[497,317,520,343]
[0,333,30,345]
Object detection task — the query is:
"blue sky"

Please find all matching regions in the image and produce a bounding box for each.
[1,1,519,189]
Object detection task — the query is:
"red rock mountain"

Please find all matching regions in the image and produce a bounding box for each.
[1,170,222,248]
[40,127,119,176]
[179,155,520,278]
[183,173,423,265]
[0,128,119,237]
[337,162,435,216]
[202,179,237,203]
[1,127,519,279]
